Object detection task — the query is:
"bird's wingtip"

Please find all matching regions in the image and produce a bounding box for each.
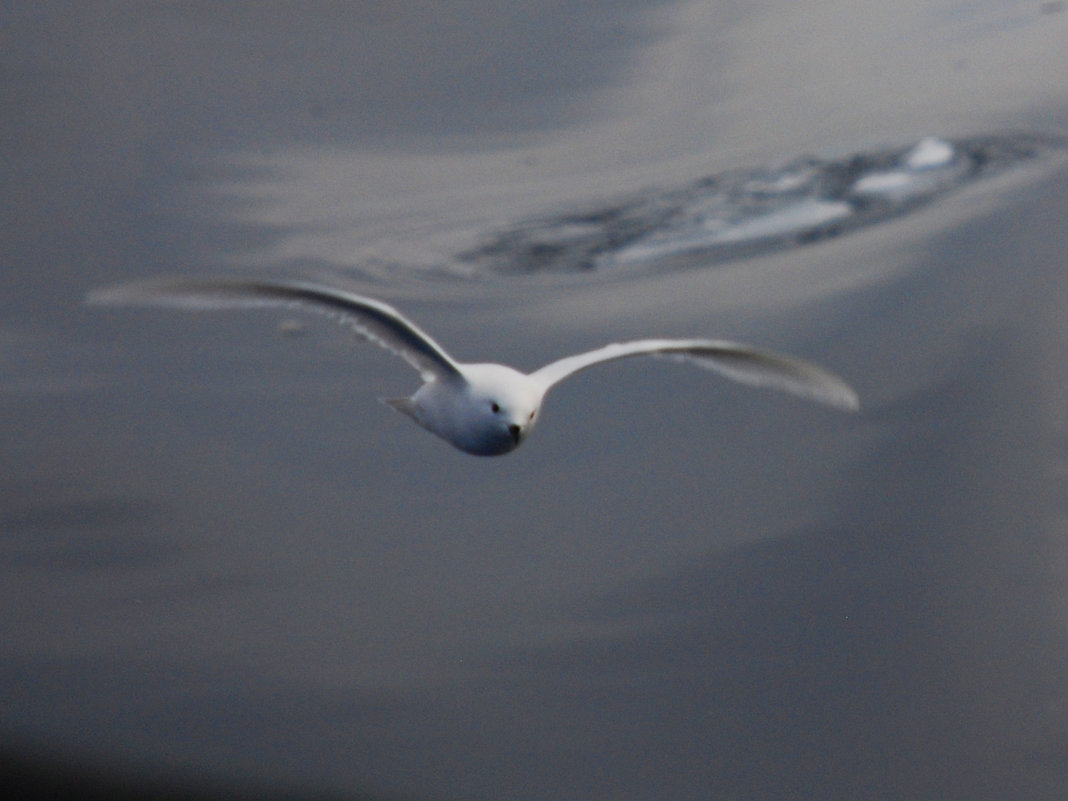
[839,391,861,413]
[85,279,195,308]
[84,282,142,307]
[796,379,860,413]
[84,278,273,311]
[821,382,861,413]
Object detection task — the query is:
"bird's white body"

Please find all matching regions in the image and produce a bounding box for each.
[89,278,859,456]
[390,363,542,455]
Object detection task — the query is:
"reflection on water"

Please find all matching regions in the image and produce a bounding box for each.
[458,134,1061,275]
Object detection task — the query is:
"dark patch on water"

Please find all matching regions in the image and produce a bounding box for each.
[456,133,1060,275]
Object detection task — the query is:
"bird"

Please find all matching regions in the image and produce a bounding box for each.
[88,278,858,456]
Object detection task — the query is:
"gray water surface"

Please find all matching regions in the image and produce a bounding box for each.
[3,2,1068,799]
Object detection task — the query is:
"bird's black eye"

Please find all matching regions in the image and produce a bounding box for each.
[491,402,500,413]
[529,411,536,420]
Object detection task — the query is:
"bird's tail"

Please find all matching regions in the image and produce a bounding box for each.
[381,397,419,422]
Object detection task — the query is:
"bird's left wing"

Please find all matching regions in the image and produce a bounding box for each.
[87,278,464,383]
[530,338,859,411]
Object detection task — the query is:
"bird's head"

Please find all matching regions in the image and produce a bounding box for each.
[460,364,543,455]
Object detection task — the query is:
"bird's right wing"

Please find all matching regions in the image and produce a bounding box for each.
[87,278,464,383]
[531,338,859,411]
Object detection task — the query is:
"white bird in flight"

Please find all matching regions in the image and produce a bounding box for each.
[89,278,858,456]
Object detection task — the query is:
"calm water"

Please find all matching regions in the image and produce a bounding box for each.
[3,2,1068,799]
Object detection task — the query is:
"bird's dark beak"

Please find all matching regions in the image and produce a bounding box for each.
[508,424,522,444]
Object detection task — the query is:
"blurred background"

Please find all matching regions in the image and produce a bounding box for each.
[2,2,1068,799]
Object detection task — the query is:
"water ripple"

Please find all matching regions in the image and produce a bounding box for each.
[455,133,1060,276]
